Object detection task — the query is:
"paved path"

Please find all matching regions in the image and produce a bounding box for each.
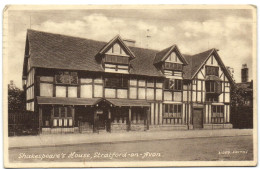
[9,136,253,162]
[9,129,252,149]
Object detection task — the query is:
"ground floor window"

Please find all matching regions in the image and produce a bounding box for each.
[131,108,145,124]
[111,108,128,124]
[164,104,182,124]
[53,106,74,127]
[211,105,224,123]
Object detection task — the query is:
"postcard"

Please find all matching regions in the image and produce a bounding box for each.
[3,4,257,168]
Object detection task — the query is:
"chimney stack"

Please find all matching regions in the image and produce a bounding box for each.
[241,64,248,83]
[123,39,136,47]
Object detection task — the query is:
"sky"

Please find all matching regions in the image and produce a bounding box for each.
[7,8,255,89]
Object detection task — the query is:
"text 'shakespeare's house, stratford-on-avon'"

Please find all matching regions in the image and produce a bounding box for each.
[22,30,234,134]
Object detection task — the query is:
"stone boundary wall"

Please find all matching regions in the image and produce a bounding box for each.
[203,123,233,129]
[149,124,188,131]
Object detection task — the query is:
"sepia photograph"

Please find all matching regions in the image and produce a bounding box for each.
[3,5,257,167]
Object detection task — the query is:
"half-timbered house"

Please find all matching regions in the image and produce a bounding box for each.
[22,29,234,134]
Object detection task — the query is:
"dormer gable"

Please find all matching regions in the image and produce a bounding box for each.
[98,35,136,59]
[99,35,136,74]
[154,45,188,65]
[106,42,127,56]
[154,45,188,77]
[191,49,234,85]
[165,51,183,64]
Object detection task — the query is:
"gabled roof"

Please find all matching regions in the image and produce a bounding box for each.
[154,45,188,65]
[98,35,136,59]
[183,49,214,79]
[23,29,233,83]
[183,49,235,85]
[23,29,163,77]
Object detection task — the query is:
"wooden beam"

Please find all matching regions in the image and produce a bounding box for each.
[144,108,147,131]
[128,107,131,131]
[72,107,75,128]
[107,109,111,133]
[93,109,98,133]
[39,105,42,134]
[146,107,150,130]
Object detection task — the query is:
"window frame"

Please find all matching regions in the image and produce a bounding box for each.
[164,79,183,91]
[164,62,183,71]
[52,106,74,128]
[205,66,219,76]
[211,105,224,124]
[105,55,129,65]
[205,93,219,102]
[205,80,222,94]
[104,76,128,89]
[55,71,78,85]
[164,104,182,119]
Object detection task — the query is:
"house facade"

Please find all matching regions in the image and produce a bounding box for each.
[22,29,234,134]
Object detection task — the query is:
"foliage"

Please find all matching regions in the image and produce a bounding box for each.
[8,85,26,113]
[230,83,252,108]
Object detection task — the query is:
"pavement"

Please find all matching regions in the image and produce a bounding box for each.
[8,129,253,149]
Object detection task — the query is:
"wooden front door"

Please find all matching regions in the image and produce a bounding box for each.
[96,109,108,131]
[97,112,106,130]
[193,109,203,129]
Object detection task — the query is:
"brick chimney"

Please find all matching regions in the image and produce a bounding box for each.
[241,64,248,83]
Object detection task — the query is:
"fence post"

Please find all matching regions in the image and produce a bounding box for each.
[14,114,16,136]
[39,106,42,134]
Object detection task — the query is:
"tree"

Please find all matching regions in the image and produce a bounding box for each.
[230,82,253,128]
[8,85,26,113]
[230,82,253,107]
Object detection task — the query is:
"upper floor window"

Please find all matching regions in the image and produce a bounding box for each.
[206,66,219,76]
[164,70,182,77]
[205,81,221,94]
[104,76,128,89]
[164,79,182,91]
[147,79,155,88]
[164,62,183,71]
[105,55,129,65]
[55,71,78,85]
[206,94,219,102]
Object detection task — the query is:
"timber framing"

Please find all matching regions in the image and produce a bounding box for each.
[22,29,234,134]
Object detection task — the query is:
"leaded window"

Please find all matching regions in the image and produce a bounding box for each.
[211,105,224,123]
[52,106,74,127]
[55,71,78,85]
[104,76,128,89]
[206,66,219,76]
[164,104,182,118]
[164,79,182,91]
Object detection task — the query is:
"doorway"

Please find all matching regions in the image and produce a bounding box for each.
[193,108,203,129]
[96,109,108,131]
